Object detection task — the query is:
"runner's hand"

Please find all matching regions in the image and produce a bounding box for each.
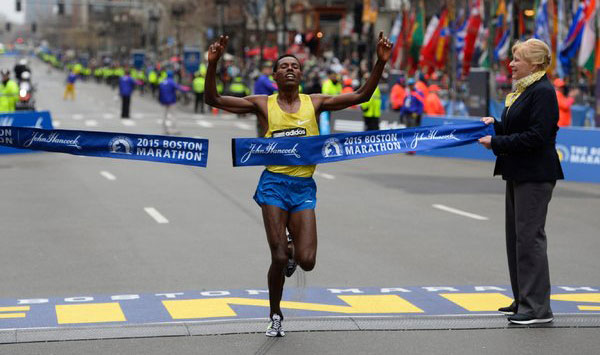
[376,31,393,62]
[207,35,228,65]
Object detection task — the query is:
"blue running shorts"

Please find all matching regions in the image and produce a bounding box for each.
[253,170,317,212]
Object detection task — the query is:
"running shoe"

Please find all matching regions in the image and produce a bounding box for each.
[285,234,297,277]
[266,314,285,337]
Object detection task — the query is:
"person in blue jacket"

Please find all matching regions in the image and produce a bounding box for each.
[158,70,179,135]
[119,69,136,118]
[400,78,424,129]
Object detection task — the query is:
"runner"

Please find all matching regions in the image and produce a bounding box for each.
[205,33,392,337]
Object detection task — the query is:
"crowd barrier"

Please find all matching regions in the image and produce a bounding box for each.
[420,116,600,184]
[0,111,54,154]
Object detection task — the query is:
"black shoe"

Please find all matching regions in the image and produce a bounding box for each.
[508,314,553,325]
[285,234,296,277]
[498,302,518,315]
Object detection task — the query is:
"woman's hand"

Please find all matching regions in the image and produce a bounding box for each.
[478,135,492,149]
[481,116,495,125]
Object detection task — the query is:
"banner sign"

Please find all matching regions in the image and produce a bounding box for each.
[0,127,208,167]
[132,51,146,71]
[183,47,201,75]
[232,122,494,167]
[421,116,600,184]
[0,111,54,154]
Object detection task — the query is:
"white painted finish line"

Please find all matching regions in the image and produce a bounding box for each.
[196,120,214,128]
[432,204,489,221]
[235,122,252,130]
[84,120,98,127]
[100,171,116,181]
[144,207,169,224]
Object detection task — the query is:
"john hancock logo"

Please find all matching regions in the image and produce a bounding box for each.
[109,136,134,155]
[322,137,343,158]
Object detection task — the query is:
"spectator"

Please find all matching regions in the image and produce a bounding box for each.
[424,84,445,116]
[119,69,136,119]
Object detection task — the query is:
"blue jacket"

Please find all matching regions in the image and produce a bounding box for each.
[158,78,178,105]
[253,74,277,95]
[401,89,424,115]
[119,75,136,96]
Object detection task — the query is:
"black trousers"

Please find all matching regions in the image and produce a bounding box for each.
[505,180,555,318]
[121,95,131,118]
[195,92,205,113]
[363,116,380,131]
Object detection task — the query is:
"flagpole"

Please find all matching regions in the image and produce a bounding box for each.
[448,0,456,116]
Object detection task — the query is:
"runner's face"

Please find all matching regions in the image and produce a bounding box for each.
[274,57,302,88]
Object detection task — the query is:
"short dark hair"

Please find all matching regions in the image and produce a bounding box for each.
[272,54,301,73]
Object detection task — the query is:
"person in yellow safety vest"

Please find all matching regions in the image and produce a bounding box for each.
[0,70,19,112]
[192,72,205,113]
[195,63,207,77]
[94,67,103,83]
[360,83,381,131]
[320,70,342,133]
[228,77,250,97]
[136,69,146,95]
[148,68,159,97]
[159,70,167,83]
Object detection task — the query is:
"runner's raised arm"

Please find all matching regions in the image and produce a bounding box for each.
[310,31,393,112]
[204,35,262,114]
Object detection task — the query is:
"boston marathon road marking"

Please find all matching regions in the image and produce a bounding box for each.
[432,204,489,221]
[315,172,335,180]
[100,171,116,181]
[0,286,598,333]
[144,207,169,224]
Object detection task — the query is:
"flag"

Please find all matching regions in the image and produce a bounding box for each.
[462,0,483,76]
[494,0,507,49]
[559,1,591,74]
[408,1,425,72]
[455,17,468,66]
[556,0,566,77]
[578,0,597,72]
[534,0,552,46]
[495,0,513,61]
[389,12,404,69]
[420,9,449,71]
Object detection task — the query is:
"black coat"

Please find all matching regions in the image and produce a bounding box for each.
[491,75,564,182]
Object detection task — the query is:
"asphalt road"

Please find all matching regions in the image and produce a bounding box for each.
[1,56,600,354]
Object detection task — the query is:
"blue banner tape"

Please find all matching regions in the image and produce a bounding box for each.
[232,122,494,167]
[0,127,208,167]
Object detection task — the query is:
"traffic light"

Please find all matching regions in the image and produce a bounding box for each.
[16,0,22,12]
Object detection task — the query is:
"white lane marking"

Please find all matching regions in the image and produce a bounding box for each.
[144,207,169,224]
[235,122,252,130]
[432,204,489,221]
[333,119,364,132]
[72,114,84,120]
[156,119,164,124]
[53,121,61,127]
[100,171,116,181]
[102,113,114,119]
[315,172,335,180]
[196,120,214,128]
[121,120,136,126]
[132,113,144,119]
[84,120,98,127]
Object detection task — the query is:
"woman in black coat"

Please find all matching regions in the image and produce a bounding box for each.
[479,38,564,325]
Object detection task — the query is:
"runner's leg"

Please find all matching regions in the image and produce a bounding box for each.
[287,209,317,272]
[261,204,290,318]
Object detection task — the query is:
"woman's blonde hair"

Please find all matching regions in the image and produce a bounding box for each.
[511,39,552,70]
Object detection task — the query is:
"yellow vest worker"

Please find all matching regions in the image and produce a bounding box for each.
[193,76,205,94]
[0,79,19,112]
[360,86,381,131]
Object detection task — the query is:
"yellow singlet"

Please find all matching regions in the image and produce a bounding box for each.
[265,93,319,177]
